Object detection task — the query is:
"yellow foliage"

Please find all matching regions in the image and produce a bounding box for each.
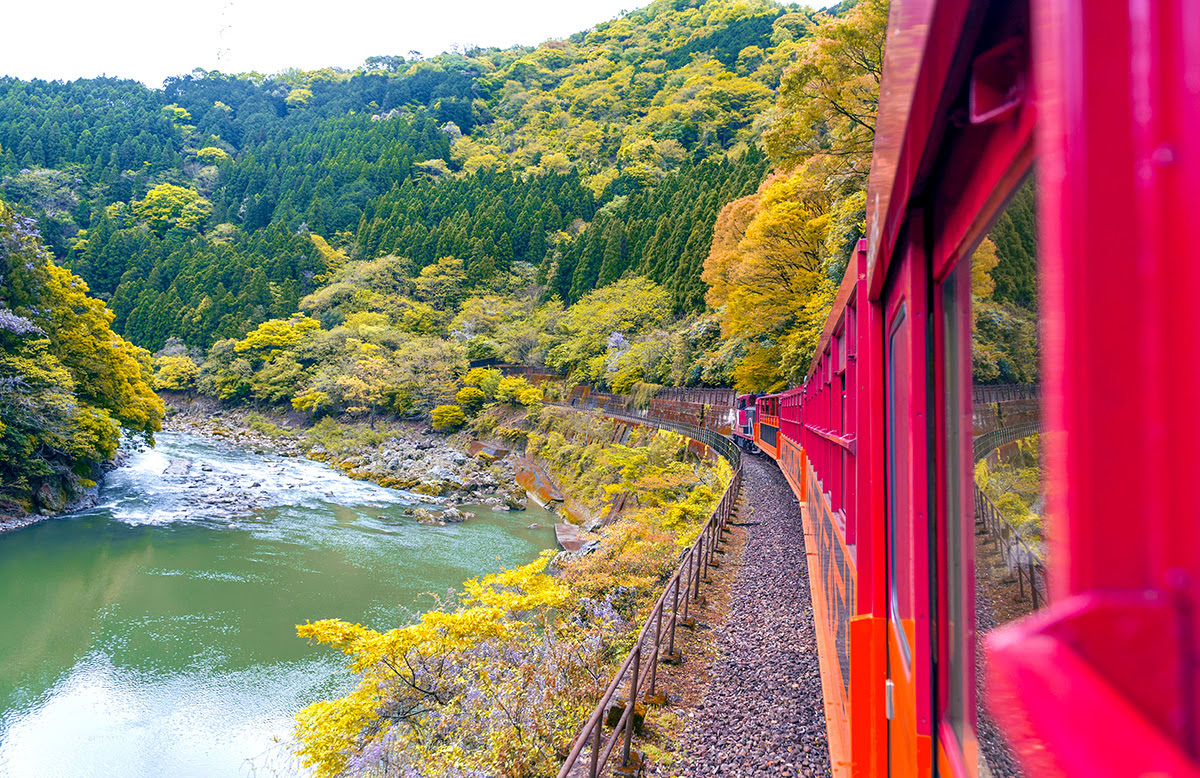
[972,237,1000,300]
[153,355,199,391]
[234,315,322,361]
[309,233,349,281]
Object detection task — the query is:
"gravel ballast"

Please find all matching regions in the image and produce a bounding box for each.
[673,454,832,777]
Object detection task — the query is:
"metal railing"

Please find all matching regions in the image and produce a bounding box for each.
[556,406,742,777]
[972,383,1041,405]
[973,418,1043,462]
[975,483,1046,608]
[598,407,742,469]
[972,415,1045,607]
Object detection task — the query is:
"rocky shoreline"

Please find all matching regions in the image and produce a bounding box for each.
[163,400,532,523]
[0,459,121,536]
[0,398,576,536]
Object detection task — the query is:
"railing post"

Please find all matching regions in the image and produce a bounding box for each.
[648,603,663,696]
[622,645,641,767]
[681,558,691,622]
[668,576,679,655]
[589,714,601,778]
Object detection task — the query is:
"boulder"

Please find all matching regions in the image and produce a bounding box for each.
[442,507,475,523]
[503,488,528,511]
[34,482,67,513]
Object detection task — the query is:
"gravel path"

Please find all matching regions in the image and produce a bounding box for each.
[673,455,832,777]
[974,531,1031,778]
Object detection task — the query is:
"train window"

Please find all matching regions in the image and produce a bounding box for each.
[887,303,913,671]
[941,260,972,747]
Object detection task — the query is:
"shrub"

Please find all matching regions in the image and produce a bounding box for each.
[455,386,486,415]
[431,404,466,432]
[516,385,543,409]
[292,389,331,414]
[495,375,533,404]
[464,367,502,398]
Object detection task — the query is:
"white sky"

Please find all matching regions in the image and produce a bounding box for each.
[0,1,835,89]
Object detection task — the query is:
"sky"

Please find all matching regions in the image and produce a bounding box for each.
[0,0,834,89]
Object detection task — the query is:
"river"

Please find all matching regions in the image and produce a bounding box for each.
[0,432,558,777]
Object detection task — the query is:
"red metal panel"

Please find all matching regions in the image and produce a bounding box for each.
[988,0,1200,770]
[850,239,887,777]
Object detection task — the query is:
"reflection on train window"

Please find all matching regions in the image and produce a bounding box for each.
[887,303,913,671]
[942,261,969,743]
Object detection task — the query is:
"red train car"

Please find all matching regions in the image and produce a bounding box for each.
[743,0,1200,775]
[732,393,758,452]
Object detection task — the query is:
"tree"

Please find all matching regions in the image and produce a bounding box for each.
[0,201,162,506]
[153,355,199,390]
[455,386,486,415]
[764,0,887,178]
[132,183,212,235]
[294,552,577,778]
[234,315,322,361]
[704,0,886,387]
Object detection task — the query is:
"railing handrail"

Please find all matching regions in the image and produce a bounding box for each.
[974,482,1047,608]
[554,404,742,777]
[973,418,1043,462]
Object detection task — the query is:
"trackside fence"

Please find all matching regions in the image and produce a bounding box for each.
[973,419,1043,461]
[555,405,742,778]
[975,483,1046,608]
[973,417,1045,607]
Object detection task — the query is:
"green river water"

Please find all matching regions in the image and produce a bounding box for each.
[0,431,557,777]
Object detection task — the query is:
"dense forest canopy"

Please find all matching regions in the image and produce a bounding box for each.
[0,0,1035,407]
[0,0,827,352]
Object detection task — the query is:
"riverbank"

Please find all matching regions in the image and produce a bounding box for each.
[162,394,531,520]
[0,464,115,536]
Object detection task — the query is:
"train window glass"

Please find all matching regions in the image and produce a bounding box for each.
[967,174,1041,769]
[887,303,913,671]
[942,261,970,744]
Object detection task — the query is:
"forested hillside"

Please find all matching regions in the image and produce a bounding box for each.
[0,0,1034,412]
[0,0,838,352]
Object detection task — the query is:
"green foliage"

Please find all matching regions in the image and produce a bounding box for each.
[294,552,598,778]
[464,367,503,397]
[0,0,804,350]
[430,403,466,432]
[545,277,673,382]
[494,376,530,405]
[234,315,322,361]
[0,201,162,506]
[704,0,884,386]
[972,219,1040,384]
[976,436,1044,539]
[132,183,211,235]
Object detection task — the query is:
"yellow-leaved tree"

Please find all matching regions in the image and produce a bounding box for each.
[294,552,608,778]
[703,0,888,390]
